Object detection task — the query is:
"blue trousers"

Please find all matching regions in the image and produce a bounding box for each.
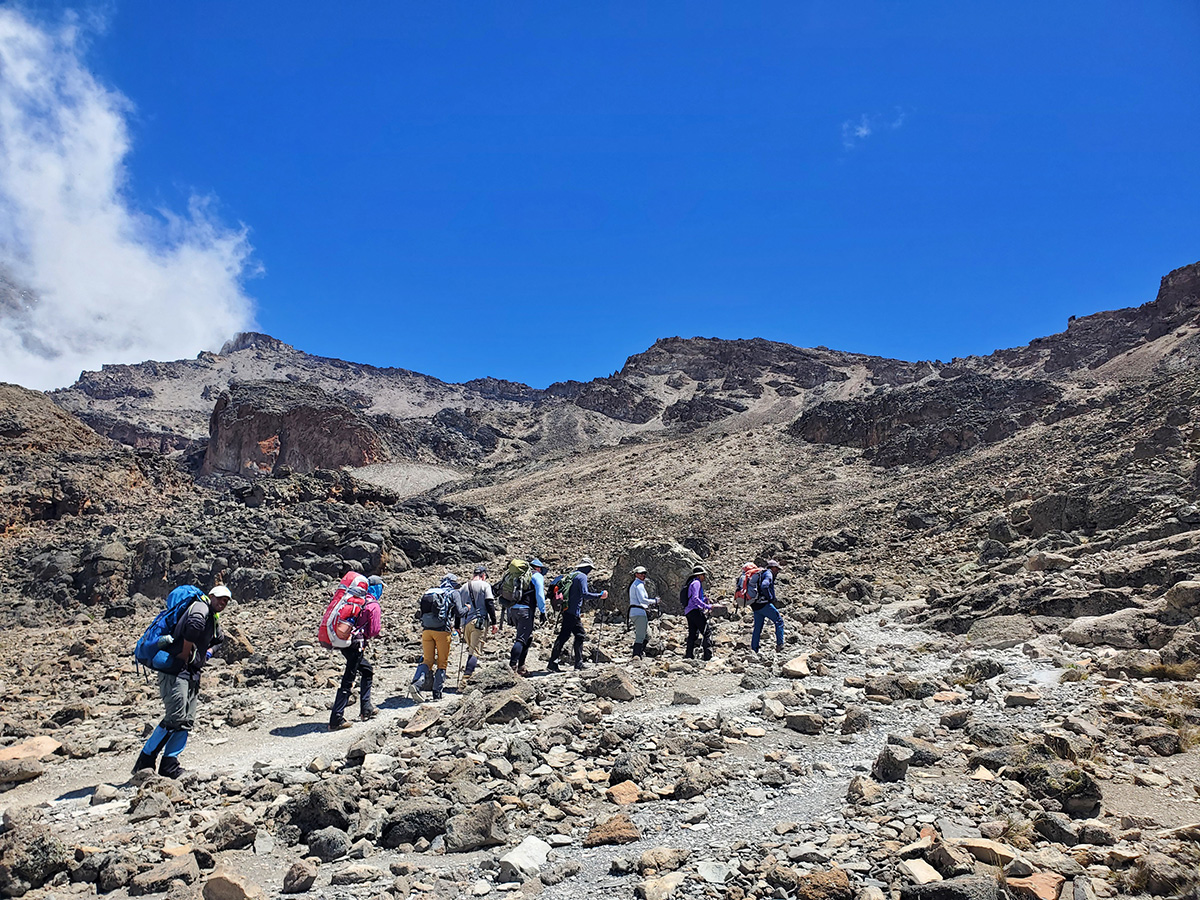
[751,603,784,651]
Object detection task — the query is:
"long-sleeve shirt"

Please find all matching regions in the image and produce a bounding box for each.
[683,577,711,615]
[530,571,546,615]
[754,569,777,609]
[566,571,604,618]
[172,599,224,678]
[628,579,657,616]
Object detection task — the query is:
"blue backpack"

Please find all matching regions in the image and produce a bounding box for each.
[134,585,206,673]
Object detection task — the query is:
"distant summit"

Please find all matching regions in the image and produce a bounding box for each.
[219,332,293,355]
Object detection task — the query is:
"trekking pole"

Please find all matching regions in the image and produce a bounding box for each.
[455,632,467,692]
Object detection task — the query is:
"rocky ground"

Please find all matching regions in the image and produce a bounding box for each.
[0,263,1197,899]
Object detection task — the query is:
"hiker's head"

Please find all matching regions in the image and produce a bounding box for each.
[473,564,488,579]
[766,559,781,573]
[367,575,384,601]
[690,565,707,582]
[529,559,546,573]
[576,556,594,573]
[208,585,232,612]
[441,573,460,590]
[632,566,647,580]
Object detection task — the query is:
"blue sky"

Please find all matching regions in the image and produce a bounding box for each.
[18,1,1200,387]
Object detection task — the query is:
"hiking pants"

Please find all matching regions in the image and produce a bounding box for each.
[550,612,586,667]
[630,611,649,644]
[140,670,200,764]
[685,610,712,660]
[422,630,451,671]
[464,621,488,675]
[751,603,785,652]
[157,670,200,732]
[332,644,373,725]
[509,605,534,668]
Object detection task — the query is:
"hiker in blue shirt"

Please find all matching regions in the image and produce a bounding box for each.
[547,556,607,672]
[751,559,785,654]
[508,559,547,675]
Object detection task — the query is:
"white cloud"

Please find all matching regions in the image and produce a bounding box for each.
[841,108,907,150]
[0,9,257,390]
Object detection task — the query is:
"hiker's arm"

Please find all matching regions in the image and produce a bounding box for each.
[533,575,546,615]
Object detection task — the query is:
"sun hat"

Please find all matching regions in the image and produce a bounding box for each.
[766,559,781,568]
[631,566,647,575]
[529,559,546,569]
[690,565,707,577]
[576,557,594,570]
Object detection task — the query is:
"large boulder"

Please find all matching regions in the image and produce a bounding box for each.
[1061,608,1174,650]
[291,774,361,836]
[380,798,450,848]
[0,810,71,897]
[611,539,702,616]
[443,802,507,853]
[201,380,388,477]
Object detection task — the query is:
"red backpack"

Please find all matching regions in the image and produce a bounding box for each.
[318,572,370,649]
[734,564,763,603]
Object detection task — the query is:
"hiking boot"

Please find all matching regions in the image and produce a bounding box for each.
[775,643,785,653]
[360,705,380,721]
[546,661,561,673]
[328,719,352,732]
[573,662,587,671]
[132,752,158,775]
[517,666,529,677]
[408,682,426,704]
[432,690,443,700]
[158,756,185,779]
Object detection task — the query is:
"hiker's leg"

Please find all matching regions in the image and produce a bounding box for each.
[767,604,785,648]
[701,615,713,660]
[633,614,648,645]
[331,646,356,725]
[359,652,376,717]
[684,610,701,657]
[432,631,450,671]
[421,631,436,669]
[751,606,766,652]
[571,615,587,667]
[433,668,446,698]
[510,607,533,667]
[159,677,199,776]
[548,616,570,664]
[464,622,484,674]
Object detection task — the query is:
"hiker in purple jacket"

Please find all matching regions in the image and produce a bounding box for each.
[329,576,383,730]
[683,565,713,661]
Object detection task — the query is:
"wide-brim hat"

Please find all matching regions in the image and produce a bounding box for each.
[529,558,546,569]
[690,565,708,577]
[766,559,781,569]
[631,566,647,575]
[576,557,594,570]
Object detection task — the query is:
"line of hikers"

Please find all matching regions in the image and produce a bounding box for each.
[130,556,786,776]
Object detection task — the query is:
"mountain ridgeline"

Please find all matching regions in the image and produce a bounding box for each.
[47,260,1200,475]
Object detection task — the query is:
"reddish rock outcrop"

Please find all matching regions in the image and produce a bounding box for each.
[200,380,387,477]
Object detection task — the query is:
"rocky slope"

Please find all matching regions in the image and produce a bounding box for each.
[0,261,1196,899]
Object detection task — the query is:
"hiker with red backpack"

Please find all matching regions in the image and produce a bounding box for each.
[322,573,384,731]
[749,560,785,655]
[132,584,230,778]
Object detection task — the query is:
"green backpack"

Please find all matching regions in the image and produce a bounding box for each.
[497,559,533,603]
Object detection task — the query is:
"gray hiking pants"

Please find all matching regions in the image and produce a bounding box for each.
[157,670,200,732]
[630,611,649,643]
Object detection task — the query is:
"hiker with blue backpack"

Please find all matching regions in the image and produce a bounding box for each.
[411,573,460,701]
[749,559,785,654]
[132,584,231,778]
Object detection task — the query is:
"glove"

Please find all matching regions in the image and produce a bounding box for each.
[205,648,214,660]
[539,611,546,625]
